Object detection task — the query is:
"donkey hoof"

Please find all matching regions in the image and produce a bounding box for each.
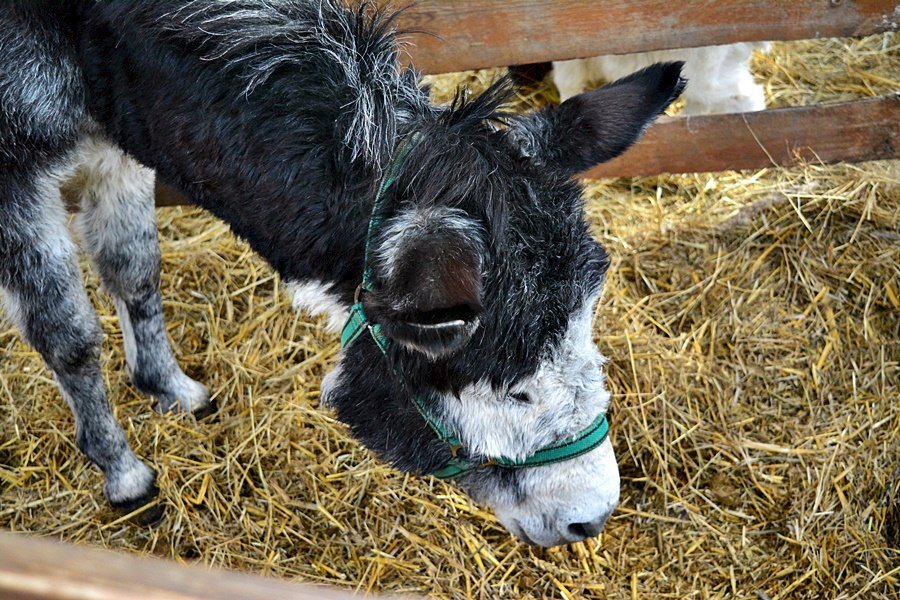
[113,499,165,528]
[151,373,211,415]
[105,459,160,517]
[135,501,166,528]
[109,481,164,526]
[192,397,218,421]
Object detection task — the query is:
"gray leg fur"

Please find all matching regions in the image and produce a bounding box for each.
[73,138,211,414]
[0,171,157,508]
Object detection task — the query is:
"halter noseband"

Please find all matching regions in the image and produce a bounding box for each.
[340,133,610,479]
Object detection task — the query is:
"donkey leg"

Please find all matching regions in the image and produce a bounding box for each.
[73,139,211,415]
[0,172,158,511]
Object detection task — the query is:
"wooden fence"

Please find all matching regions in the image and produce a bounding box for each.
[0,532,406,600]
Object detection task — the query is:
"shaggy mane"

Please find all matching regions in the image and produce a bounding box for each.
[118,0,415,166]
[102,1,519,167]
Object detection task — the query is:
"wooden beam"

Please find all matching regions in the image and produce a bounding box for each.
[395,0,899,74]
[0,532,403,600]
[581,93,899,178]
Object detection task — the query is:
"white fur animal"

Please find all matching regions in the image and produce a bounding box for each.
[554,43,769,115]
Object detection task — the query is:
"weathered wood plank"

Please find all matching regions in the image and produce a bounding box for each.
[395,0,899,74]
[582,93,899,178]
[0,532,400,600]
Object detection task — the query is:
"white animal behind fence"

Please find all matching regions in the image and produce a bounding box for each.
[554,43,770,115]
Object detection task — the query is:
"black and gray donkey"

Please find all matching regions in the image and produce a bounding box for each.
[0,0,684,546]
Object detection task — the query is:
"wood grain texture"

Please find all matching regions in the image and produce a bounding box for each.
[393,0,899,74]
[0,532,398,600]
[582,94,899,178]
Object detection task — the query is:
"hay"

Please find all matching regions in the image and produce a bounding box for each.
[2,34,898,599]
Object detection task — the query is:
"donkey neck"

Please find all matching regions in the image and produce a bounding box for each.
[180,105,434,309]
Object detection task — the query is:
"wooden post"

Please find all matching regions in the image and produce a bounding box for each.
[0,532,407,600]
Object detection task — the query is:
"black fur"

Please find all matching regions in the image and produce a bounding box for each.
[513,62,687,176]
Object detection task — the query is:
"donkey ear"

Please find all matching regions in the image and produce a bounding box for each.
[511,61,686,176]
[366,206,484,358]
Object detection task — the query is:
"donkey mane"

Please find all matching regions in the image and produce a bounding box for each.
[108,0,419,166]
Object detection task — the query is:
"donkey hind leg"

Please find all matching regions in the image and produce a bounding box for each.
[73,139,211,415]
[0,172,158,511]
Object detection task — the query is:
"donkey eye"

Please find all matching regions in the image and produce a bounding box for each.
[509,392,531,404]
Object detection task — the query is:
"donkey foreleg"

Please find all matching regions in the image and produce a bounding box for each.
[73,139,211,415]
[0,171,158,511]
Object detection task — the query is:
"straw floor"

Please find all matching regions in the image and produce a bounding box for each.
[1,35,898,599]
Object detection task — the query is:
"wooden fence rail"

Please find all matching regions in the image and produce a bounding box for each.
[393,0,899,75]
[583,93,899,178]
[0,532,406,600]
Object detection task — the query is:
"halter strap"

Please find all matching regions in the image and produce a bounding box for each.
[360,133,421,293]
[340,134,610,480]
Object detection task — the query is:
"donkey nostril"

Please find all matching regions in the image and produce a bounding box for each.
[566,517,606,540]
[567,522,591,539]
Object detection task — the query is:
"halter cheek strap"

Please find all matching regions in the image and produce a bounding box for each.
[340,133,610,480]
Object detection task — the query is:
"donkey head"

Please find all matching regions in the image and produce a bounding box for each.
[324,63,685,547]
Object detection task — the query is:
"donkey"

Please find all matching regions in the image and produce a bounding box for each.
[0,0,684,547]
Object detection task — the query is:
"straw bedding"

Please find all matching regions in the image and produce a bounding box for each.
[1,34,898,599]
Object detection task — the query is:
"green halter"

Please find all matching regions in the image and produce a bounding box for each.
[340,134,610,480]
